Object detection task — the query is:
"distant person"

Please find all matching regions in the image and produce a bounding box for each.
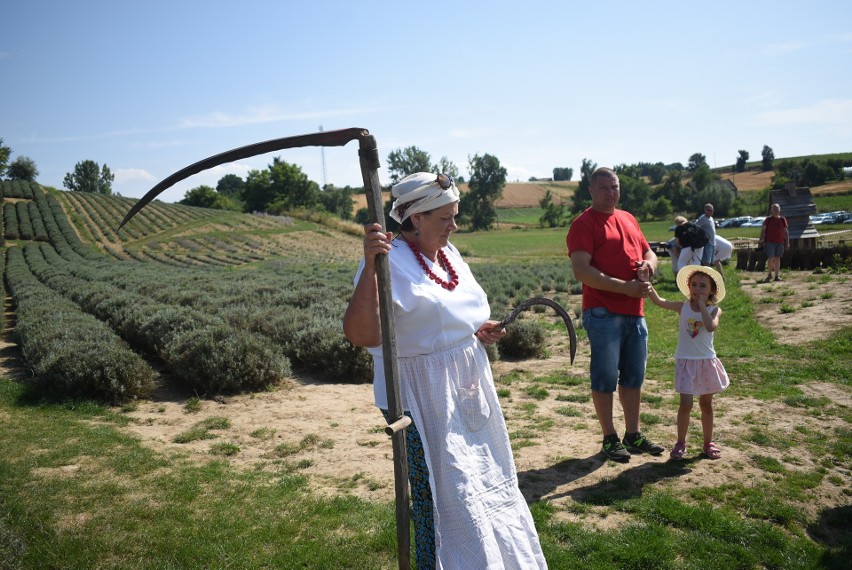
[759,203,789,282]
[344,172,546,568]
[567,167,664,462]
[696,204,716,267]
[713,235,733,275]
[668,216,689,275]
[648,265,729,460]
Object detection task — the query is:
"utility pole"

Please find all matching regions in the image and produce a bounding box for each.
[319,125,328,188]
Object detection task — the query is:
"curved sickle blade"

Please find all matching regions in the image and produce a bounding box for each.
[118,127,369,230]
[499,296,578,365]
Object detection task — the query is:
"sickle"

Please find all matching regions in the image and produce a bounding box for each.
[499,296,578,365]
[118,127,369,229]
[120,127,414,569]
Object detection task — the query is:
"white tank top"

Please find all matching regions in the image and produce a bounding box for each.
[674,302,717,360]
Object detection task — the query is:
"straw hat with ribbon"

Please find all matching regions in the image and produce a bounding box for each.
[676,265,726,304]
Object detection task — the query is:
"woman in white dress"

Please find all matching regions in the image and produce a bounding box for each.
[344,172,547,569]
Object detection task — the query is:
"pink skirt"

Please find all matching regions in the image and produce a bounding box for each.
[675,358,730,395]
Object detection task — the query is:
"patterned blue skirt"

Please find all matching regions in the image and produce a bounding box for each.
[382,409,436,569]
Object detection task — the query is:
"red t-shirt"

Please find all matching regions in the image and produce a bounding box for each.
[762,216,788,243]
[567,208,650,316]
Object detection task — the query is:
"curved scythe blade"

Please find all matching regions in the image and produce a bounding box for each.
[499,296,578,365]
[118,127,369,230]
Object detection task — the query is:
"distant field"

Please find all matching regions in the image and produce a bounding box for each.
[351,161,851,213]
[350,181,577,212]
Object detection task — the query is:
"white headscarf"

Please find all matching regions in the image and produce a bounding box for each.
[389,172,460,223]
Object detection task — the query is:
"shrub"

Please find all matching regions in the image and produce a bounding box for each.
[498,320,547,358]
[165,325,291,393]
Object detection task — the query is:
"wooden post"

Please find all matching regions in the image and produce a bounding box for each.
[358,134,411,570]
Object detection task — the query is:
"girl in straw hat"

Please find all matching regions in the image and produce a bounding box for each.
[647,265,730,460]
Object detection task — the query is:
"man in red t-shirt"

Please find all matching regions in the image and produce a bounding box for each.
[567,167,664,462]
[759,203,789,282]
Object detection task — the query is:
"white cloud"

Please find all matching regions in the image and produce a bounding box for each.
[762,41,809,56]
[756,98,852,127]
[114,168,156,183]
[176,105,370,129]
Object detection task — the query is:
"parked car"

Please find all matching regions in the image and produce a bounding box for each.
[718,216,753,228]
[741,217,767,228]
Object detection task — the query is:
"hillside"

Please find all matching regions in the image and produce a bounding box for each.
[53,188,364,266]
[0,181,574,402]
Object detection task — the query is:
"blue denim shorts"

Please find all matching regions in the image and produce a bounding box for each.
[701,243,716,266]
[582,307,648,393]
[765,242,784,258]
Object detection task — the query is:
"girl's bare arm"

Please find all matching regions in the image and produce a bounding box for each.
[698,303,721,332]
[648,286,684,313]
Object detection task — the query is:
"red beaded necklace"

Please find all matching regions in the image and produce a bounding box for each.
[405,239,459,290]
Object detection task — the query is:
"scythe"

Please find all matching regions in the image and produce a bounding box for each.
[119,128,412,569]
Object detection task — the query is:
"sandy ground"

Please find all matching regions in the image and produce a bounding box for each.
[3,268,846,529]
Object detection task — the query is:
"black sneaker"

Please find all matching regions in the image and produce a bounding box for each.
[601,434,631,462]
[622,432,665,455]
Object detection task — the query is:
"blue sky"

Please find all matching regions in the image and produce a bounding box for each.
[2,1,851,203]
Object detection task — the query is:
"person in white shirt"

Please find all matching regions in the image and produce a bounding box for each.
[344,172,547,570]
[713,235,733,274]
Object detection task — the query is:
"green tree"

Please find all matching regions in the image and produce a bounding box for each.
[216,174,245,200]
[243,157,320,214]
[433,156,460,181]
[242,169,273,213]
[0,138,11,178]
[650,196,672,219]
[689,163,719,193]
[553,167,573,181]
[695,181,735,216]
[647,163,667,185]
[657,169,689,212]
[386,146,432,184]
[538,190,567,228]
[318,185,355,220]
[735,150,750,173]
[687,153,707,172]
[179,185,240,210]
[570,158,596,213]
[461,153,506,231]
[63,160,114,194]
[7,156,38,181]
[761,145,775,171]
[617,174,652,219]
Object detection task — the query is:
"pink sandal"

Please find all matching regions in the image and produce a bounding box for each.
[702,442,721,460]
[670,441,686,460]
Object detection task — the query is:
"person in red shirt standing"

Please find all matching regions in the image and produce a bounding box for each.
[759,203,790,282]
[567,167,664,462]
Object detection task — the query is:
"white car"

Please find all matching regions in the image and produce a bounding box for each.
[741,217,767,227]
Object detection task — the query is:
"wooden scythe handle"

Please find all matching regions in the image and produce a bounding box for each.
[121,128,412,569]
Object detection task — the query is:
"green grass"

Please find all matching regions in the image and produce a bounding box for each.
[814,192,852,213]
[1,209,851,567]
[453,226,568,259]
[0,381,398,569]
